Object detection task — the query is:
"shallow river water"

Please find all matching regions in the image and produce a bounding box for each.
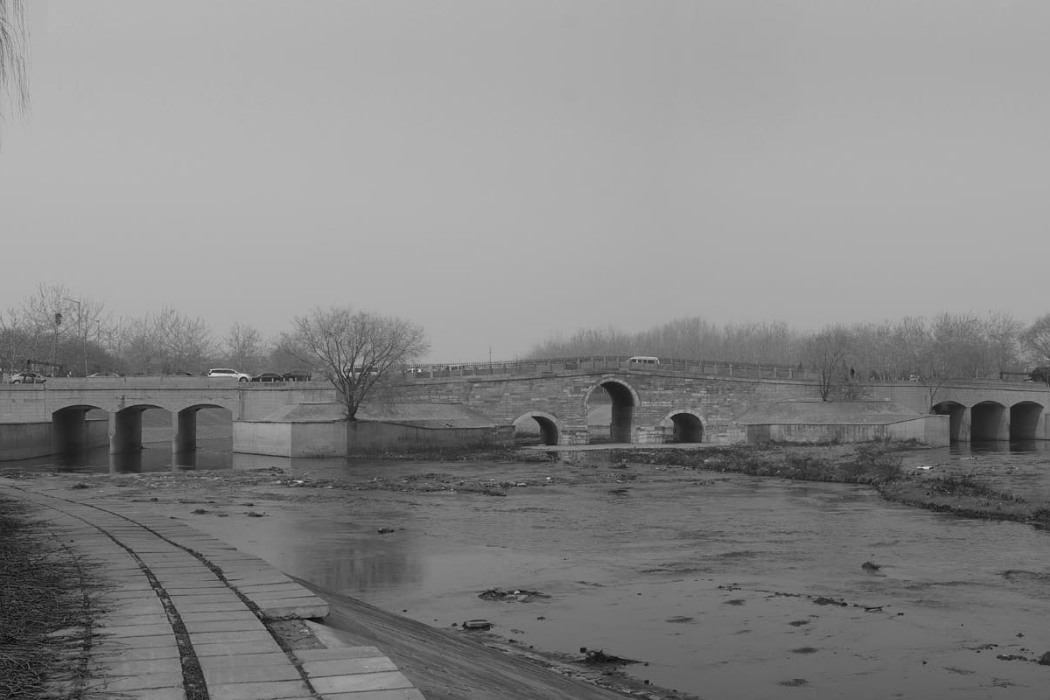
[11,440,1050,699]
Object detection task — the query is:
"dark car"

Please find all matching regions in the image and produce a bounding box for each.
[282,370,312,382]
[251,372,284,383]
[1029,366,1050,384]
[9,371,46,384]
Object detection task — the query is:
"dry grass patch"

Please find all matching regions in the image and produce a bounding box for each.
[0,496,104,700]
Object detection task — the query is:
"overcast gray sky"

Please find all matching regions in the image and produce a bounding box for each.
[2,1,1048,361]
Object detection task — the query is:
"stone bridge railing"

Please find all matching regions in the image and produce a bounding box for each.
[403,356,816,381]
[402,356,1036,387]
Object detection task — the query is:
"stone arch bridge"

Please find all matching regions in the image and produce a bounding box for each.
[396,365,1050,446]
[1,366,1048,459]
[0,378,333,460]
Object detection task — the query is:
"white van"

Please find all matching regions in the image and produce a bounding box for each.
[627,356,660,367]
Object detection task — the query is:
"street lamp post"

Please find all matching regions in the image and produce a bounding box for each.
[52,312,62,370]
[63,298,85,376]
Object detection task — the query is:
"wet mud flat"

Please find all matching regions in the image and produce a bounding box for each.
[6,443,1050,699]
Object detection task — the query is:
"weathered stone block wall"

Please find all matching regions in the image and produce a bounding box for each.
[746,416,945,446]
[393,371,820,443]
[0,421,52,460]
[346,422,513,454]
[233,419,349,458]
[233,421,295,457]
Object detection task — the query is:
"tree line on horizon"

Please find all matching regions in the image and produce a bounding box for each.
[0,285,430,421]
[7,284,1050,391]
[526,312,1050,387]
[0,284,424,380]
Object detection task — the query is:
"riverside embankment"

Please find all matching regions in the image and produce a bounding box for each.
[5,442,1050,699]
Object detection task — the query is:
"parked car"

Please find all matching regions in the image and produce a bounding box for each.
[207,368,251,382]
[251,372,283,383]
[281,370,312,382]
[87,372,123,378]
[1029,366,1050,384]
[9,371,46,384]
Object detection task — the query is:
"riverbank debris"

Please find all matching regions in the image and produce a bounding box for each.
[478,587,550,603]
[811,596,848,607]
[577,648,639,666]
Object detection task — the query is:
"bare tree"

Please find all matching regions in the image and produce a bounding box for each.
[155,307,214,374]
[1022,313,1050,366]
[0,0,29,124]
[802,325,853,401]
[116,316,164,375]
[984,311,1024,376]
[283,307,429,420]
[224,323,266,373]
[115,307,215,375]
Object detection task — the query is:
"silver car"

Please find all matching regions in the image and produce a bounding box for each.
[207,368,251,382]
[9,371,46,384]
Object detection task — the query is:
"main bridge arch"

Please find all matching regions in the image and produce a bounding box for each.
[583,377,641,444]
[660,410,705,443]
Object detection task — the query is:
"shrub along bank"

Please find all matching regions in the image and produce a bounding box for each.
[614,443,1050,529]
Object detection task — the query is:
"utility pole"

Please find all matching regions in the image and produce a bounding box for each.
[63,298,85,376]
[52,312,61,370]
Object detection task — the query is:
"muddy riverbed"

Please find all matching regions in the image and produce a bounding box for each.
[6,444,1050,699]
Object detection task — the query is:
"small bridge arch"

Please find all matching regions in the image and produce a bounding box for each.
[970,401,1008,441]
[931,401,967,442]
[1010,401,1044,441]
[52,404,104,463]
[583,377,641,443]
[660,410,705,443]
[512,411,563,446]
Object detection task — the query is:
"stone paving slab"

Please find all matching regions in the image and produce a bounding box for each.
[325,691,427,700]
[1,482,428,700]
[303,656,401,676]
[203,663,304,685]
[207,679,313,700]
[310,670,416,695]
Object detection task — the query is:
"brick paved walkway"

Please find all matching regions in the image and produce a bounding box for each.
[1,481,426,700]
